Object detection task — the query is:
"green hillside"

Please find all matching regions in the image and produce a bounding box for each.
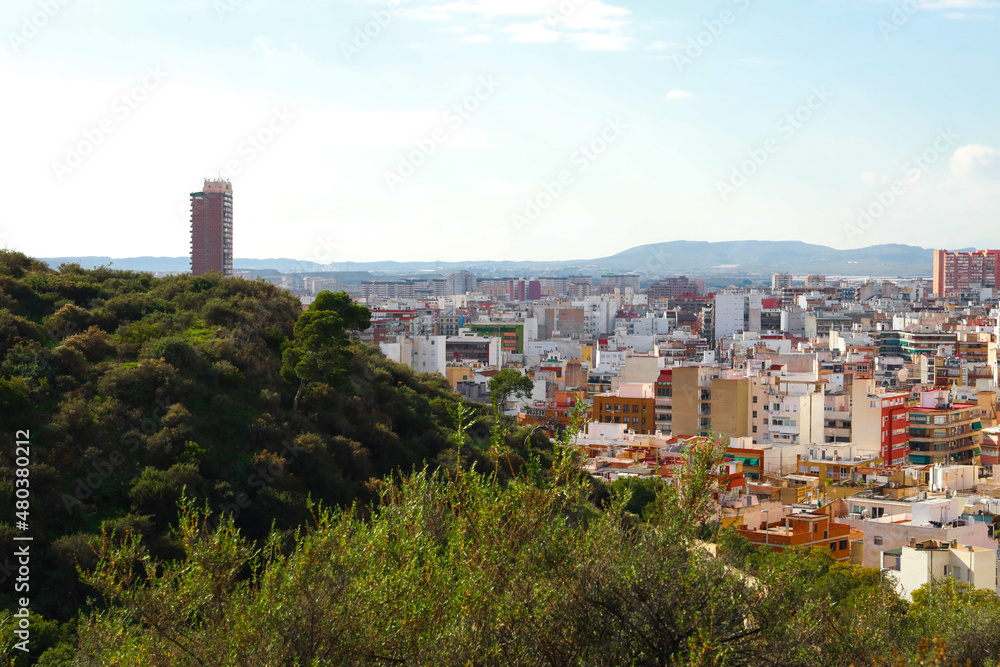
[0,251,523,662]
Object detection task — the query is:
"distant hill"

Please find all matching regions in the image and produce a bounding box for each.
[41,241,936,278]
[592,241,934,277]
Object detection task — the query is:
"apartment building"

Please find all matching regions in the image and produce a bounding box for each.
[796,443,882,482]
[669,366,724,438]
[883,539,998,600]
[851,382,911,466]
[824,392,852,444]
[843,492,997,569]
[190,179,233,277]
[932,249,1000,297]
[771,273,793,290]
[600,274,641,293]
[594,382,657,434]
[908,390,983,466]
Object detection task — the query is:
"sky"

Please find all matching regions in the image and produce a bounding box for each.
[1,0,999,264]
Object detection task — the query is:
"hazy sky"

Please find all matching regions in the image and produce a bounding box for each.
[2,0,999,264]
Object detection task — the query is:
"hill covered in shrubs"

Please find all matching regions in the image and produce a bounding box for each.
[0,251,525,662]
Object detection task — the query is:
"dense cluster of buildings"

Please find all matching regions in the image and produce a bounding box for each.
[187,201,1000,597]
[364,251,1000,596]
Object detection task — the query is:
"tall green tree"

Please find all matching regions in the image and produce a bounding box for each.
[281,291,371,410]
[487,368,533,409]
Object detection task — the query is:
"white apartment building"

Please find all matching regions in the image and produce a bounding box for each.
[883,539,997,601]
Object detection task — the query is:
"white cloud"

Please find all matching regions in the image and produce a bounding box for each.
[252,36,278,59]
[647,40,683,51]
[558,2,631,31]
[664,89,693,101]
[479,177,515,198]
[251,36,301,59]
[462,34,492,42]
[920,0,1000,7]
[409,0,634,50]
[950,144,1000,180]
[565,31,631,51]
[413,0,626,20]
[504,22,561,43]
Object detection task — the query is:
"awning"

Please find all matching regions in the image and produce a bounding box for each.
[733,457,760,466]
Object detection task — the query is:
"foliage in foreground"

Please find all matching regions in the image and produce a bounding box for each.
[0,438,984,667]
[0,252,489,633]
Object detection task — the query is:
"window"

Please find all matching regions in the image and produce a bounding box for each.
[632,417,639,425]
[839,539,848,550]
[753,396,758,404]
[873,536,883,546]
[753,411,758,418]
[830,542,837,552]
[871,507,884,519]
[623,404,630,413]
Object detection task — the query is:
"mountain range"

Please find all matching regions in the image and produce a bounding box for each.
[42,240,940,278]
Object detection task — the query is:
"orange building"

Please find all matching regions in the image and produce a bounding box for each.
[737,511,853,562]
[594,383,657,434]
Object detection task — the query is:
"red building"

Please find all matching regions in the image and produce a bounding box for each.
[527,280,541,301]
[190,179,233,277]
[876,392,911,466]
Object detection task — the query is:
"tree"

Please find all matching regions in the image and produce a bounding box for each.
[487,368,533,409]
[281,291,371,410]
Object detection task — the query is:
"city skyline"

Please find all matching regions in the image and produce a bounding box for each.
[2,0,999,263]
